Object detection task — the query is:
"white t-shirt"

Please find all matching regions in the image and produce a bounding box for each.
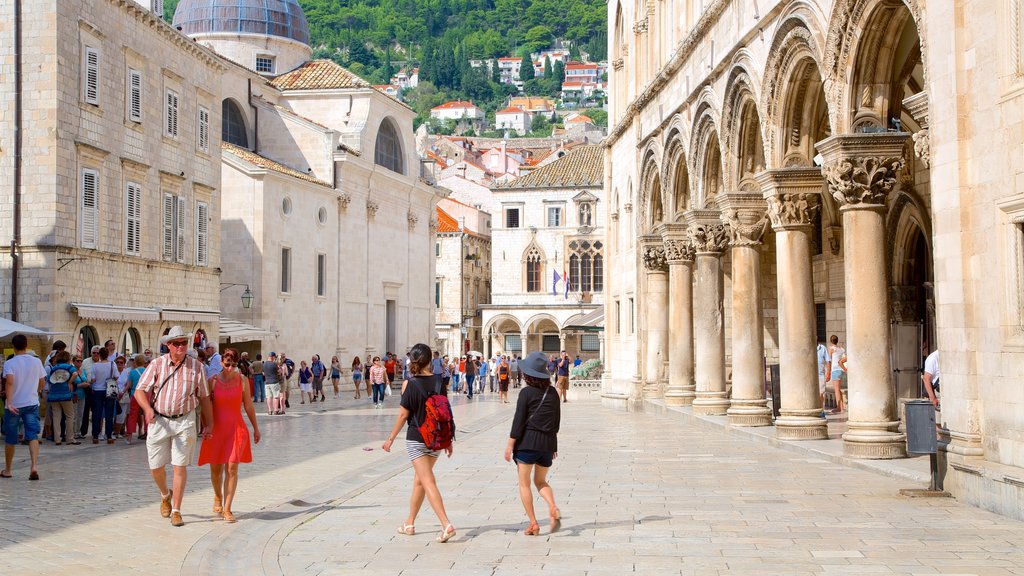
[924,351,940,384]
[2,353,47,409]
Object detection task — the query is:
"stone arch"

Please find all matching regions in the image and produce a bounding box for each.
[374,116,405,174]
[522,240,546,293]
[483,313,524,336]
[688,102,724,209]
[721,66,767,192]
[525,312,561,333]
[612,2,627,118]
[661,127,690,219]
[221,98,249,148]
[761,17,833,168]
[638,145,665,232]
[823,0,927,133]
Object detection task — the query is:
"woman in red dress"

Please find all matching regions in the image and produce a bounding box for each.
[198,348,261,522]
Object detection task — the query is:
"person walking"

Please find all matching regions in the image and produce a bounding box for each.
[478,356,489,394]
[197,348,261,523]
[298,361,313,405]
[497,355,512,404]
[251,354,265,404]
[71,355,88,441]
[351,356,364,399]
[134,326,214,527]
[369,357,388,409]
[45,350,78,446]
[556,351,571,403]
[509,355,521,389]
[263,352,283,415]
[504,352,562,535]
[78,345,101,439]
[330,356,342,399]
[89,347,120,444]
[826,335,847,413]
[816,339,830,413]
[465,356,477,399]
[311,355,326,402]
[452,356,464,393]
[381,343,456,543]
[2,334,46,479]
[125,354,148,444]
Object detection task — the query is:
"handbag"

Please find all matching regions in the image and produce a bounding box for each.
[384,383,393,396]
[105,361,119,399]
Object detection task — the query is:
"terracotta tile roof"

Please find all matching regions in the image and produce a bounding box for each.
[498,57,520,62]
[222,142,333,188]
[497,106,525,114]
[567,115,594,124]
[270,60,371,91]
[432,100,481,111]
[509,97,555,110]
[498,144,603,189]
[426,150,449,168]
[435,206,460,233]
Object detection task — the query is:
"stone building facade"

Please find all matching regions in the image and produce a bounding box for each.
[172,0,444,365]
[605,0,1024,520]
[482,145,605,362]
[434,199,491,359]
[0,0,223,355]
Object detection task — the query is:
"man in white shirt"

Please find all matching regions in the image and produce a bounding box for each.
[204,345,222,380]
[923,348,940,408]
[3,334,47,479]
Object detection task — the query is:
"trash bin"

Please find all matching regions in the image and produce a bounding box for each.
[768,364,781,419]
[905,399,937,454]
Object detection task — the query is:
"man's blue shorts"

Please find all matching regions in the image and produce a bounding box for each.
[4,405,41,445]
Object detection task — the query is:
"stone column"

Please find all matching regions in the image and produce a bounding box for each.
[521,330,529,356]
[719,193,772,426]
[818,133,910,459]
[639,234,669,398]
[661,224,696,406]
[683,211,730,415]
[758,169,829,440]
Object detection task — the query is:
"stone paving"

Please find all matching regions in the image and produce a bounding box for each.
[1,388,1023,576]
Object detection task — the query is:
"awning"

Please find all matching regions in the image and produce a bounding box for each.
[218,317,273,344]
[0,317,63,339]
[562,307,604,332]
[161,308,220,324]
[71,303,160,323]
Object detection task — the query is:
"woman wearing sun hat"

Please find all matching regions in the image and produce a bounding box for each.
[504,351,562,535]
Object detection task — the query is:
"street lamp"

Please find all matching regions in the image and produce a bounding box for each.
[220,283,254,309]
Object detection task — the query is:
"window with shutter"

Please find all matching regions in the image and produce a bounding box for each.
[125,182,141,255]
[175,196,186,263]
[80,169,99,248]
[128,69,142,122]
[165,89,179,137]
[83,47,100,105]
[162,193,174,261]
[196,201,209,266]
[197,107,210,152]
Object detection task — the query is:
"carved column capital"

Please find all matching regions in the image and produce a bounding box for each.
[612,58,624,71]
[717,192,768,247]
[407,210,419,231]
[659,223,694,265]
[683,210,729,254]
[639,234,667,272]
[816,133,910,209]
[338,192,352,210]
[632,18,649,34]
[755,168,824,231]
[366,199,380,218]
[428,216,438,232]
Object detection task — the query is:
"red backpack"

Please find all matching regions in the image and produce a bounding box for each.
[416,377,456,450]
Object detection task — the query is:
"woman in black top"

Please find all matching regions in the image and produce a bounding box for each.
[504,352,562,535]
[382,343,456,543]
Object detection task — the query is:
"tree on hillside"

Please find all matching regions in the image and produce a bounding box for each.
[461,65,493,102]
[519,53,534,82]
[492,59,501,83]
[543,56,552,79]
[523,25,554,55]
[550,60,565,96]
[383,47,394,82]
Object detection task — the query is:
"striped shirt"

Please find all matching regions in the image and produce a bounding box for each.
[137,354,210,416]
[369,364,387,384]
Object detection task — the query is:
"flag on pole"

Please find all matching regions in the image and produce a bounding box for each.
[563,267,570,299]
[552,270,561,295]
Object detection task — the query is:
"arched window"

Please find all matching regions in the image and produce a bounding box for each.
[526,247,544,292]
[593,254,604,292]
[375,118,404,174]
[77,325,99,356]
[567,239,604,293]
[222,99,248,148]
[122,327,141,356]
[569,254,580,290]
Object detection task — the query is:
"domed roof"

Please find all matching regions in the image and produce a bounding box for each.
[172,0,310,46]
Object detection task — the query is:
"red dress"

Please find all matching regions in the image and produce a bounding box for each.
[198,372,253,465]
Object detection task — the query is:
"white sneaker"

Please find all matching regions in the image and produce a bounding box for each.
[98,435,106,441]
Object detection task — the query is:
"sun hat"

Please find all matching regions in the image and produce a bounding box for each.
[160,325,193,345]
[520,352,551,380]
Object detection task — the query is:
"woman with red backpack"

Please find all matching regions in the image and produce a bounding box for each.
[382,343,457,543]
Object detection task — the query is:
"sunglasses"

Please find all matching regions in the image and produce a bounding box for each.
[167,340,188,348]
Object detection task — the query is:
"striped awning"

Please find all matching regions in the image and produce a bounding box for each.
[218,317,273,344]
[160,308,220,323]
[71,303,160,323]
[563,307,604,332]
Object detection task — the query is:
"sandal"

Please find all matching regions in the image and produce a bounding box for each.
[29,471,39,481]
[524,523,540,536]
[550,508,561,532]
[213,497,222,514]
[0,471,12,479]
[222,510,236,523]
[397,524,416,535]
[436,524,456,543]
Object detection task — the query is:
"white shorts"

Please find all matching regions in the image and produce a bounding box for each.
[146,411,198,469]
[300,382,313,393]
[818,375,827,395]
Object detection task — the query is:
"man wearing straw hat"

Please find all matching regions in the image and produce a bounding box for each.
[134,326,213,527]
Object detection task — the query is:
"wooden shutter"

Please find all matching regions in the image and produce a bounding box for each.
[175,196,186,263]
[128,69,142,122]
[165,90,178,137]
[196,201,209,266]
[125,182,141,255]
[162,193,174,261]
[83,47,100,105]
[197,107,210,152]
[80,169,99,248]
